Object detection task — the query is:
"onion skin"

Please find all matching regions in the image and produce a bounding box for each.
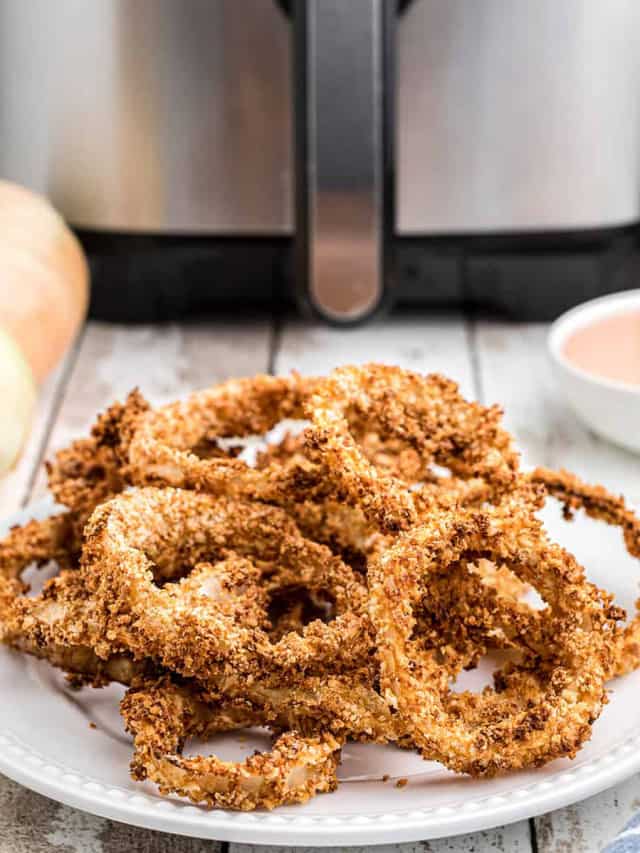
[0,181,89,382]
[0,326,36,476]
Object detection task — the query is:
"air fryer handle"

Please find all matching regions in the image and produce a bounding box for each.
[293,0,395,323]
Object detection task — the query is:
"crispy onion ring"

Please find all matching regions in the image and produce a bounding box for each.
[7,559,401,745]
[121,678,342,810]
[369,493,618,775]
[0,514,76,639]
[305,364,520,531]
[12,594,536,750]
[46,390,150,558]
[70,489,371,678]
[255,424,442,487]
[125,371,437,501]
[11,525,516,748]
[15,618,406,744]
[125,374,317,495]
[43,370,508,567]
[79,487,543,687]
[8,489,544,749]
[124,369,510,527]
[1,391,151,640]
[12,555,546,750]
[4,547,271,682]
[0,502,397,747]
[532,466,640,677]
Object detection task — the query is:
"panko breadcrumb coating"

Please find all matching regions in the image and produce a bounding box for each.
[532,466,640,677]
[121,678,342,810]
[370,490,619,775]
[306,364,520,532]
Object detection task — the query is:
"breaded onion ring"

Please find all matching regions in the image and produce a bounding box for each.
[7,555,401,745]
[0,514,75,638]
[4,549,271,683]
[46,390,150,557]
[305,364,520,531]
[78,488,372,678]
[125,374,317,495]
[123,369,509,527]
[533,466,640,677]
[121,678,342,810]
[7,502,541,748]
[1,391,151,642]
[369,493,618,775]
[256,425,440,486]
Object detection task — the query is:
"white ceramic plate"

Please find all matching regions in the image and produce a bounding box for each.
[2,497,640,847]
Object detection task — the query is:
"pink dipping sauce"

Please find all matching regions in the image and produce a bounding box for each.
[562,309,640,386]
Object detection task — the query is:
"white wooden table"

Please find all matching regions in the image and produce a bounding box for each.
[1,311,639,853]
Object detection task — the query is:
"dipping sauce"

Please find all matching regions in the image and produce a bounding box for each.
[563,309,640,386]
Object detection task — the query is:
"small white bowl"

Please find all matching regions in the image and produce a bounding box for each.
[548,289,640,454]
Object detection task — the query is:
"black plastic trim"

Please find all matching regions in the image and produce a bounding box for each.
[80,225,640,324]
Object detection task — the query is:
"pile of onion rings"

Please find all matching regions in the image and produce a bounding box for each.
[1,363,638,810]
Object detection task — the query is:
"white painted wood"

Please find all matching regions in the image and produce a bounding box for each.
[472,321,640,501]
[473,319,640,853]
[230,822,533,853]
[0,783,222,853]
[535,778,640,853]
[274,314,475,398]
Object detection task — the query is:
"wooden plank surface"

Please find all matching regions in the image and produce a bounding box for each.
[472,319,640,853]
[472,321,639,499]
[273,313,476,397]
[230,822,534,853]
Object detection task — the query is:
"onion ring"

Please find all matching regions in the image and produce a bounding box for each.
[369,492,618,775]
[305,364,520,532]
[1,391,151,642]
[46,390,150,558]
[53,488,371,678]
[121,678,342,810]
[125,374,317,495]
[532,466,640,677]
[8,495,543,749]
[0,514,75,639]
[4,547,271,682]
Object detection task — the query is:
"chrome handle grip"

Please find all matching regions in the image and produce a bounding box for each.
[294,0,395,323]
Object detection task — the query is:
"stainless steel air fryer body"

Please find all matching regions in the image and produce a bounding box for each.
[1,0,639,321]
[0,0,293,233]
[397,0,640,234]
